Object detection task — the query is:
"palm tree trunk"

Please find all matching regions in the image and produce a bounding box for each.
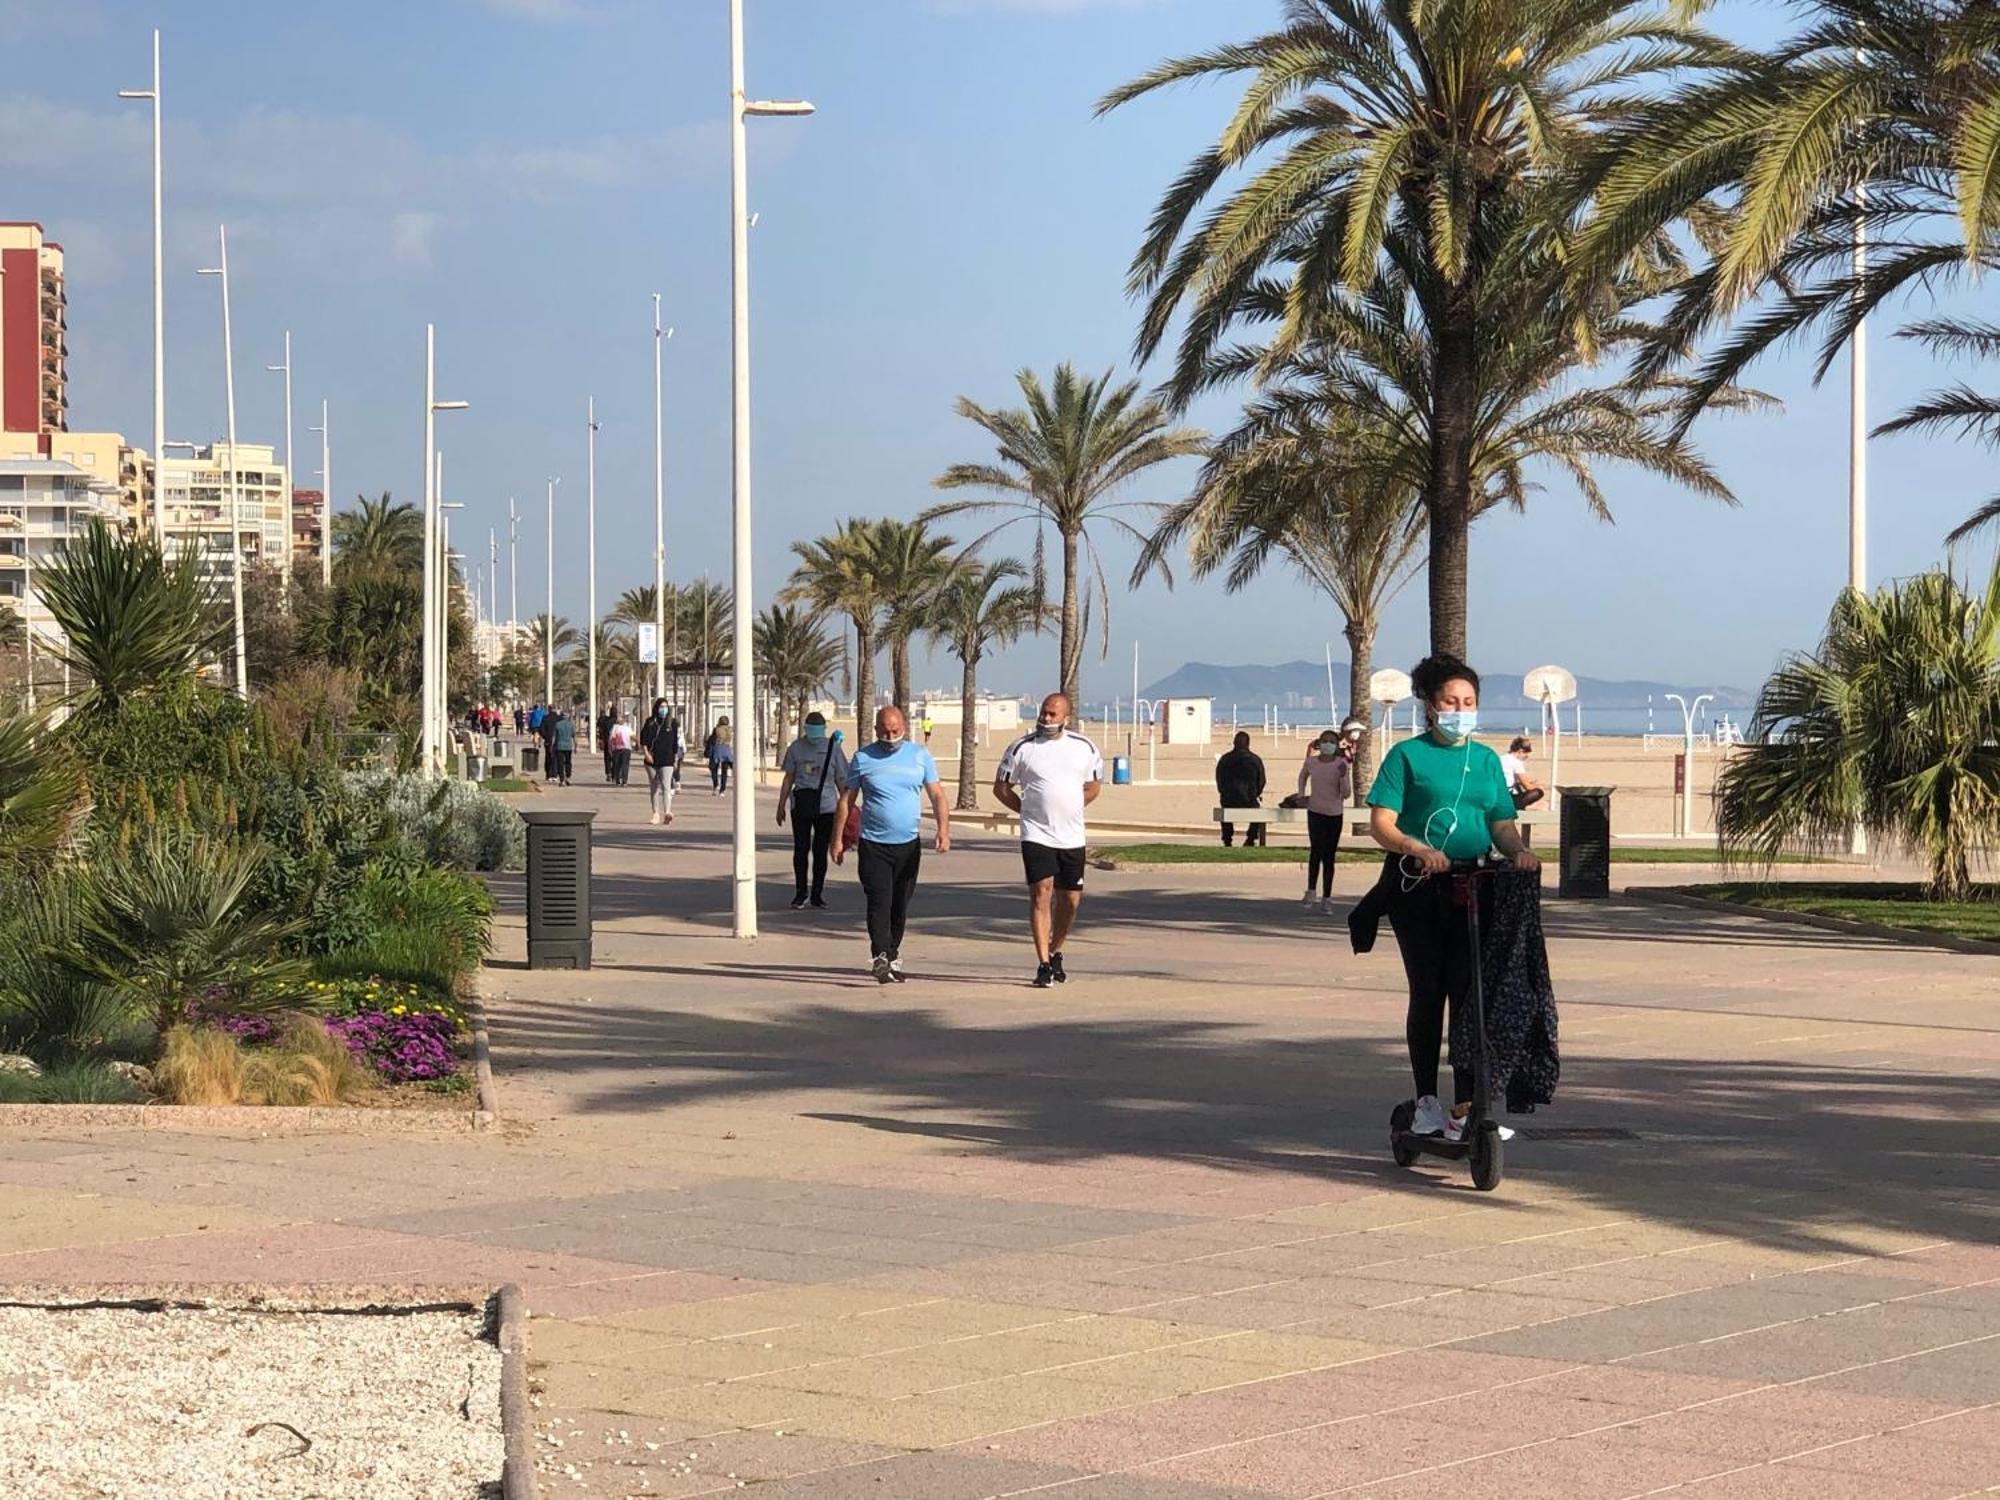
[1428,305,1476,660]
[1345,617,1375,802]
[853,619,877,740]
[891,636,911,717]
[956,650,980,811]
[1059,527,1082,703]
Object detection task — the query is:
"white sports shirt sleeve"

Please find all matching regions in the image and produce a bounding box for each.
[1001,731,1103,849]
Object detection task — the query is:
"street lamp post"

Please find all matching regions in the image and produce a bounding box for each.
[586,397,599,745]
[308,399,330,585]
[265,329,294,593]
[196,226,246,698]
[653,296,672,706]
[442,500,464,763]
[544,476,560,706]
[118,28,167,549]
[421,324,471,776]
[728,0,815,939]
[1849,162,1869,857]
[508,495,519,649]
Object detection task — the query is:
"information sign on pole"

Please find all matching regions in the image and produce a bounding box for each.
[637,623,659,665]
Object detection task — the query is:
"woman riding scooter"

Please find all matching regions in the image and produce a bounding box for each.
[1365,655,1539,1142]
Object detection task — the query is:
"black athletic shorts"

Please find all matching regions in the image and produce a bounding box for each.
[1022,841,1086,891]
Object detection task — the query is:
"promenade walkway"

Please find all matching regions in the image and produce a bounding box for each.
[2,781,1996,1498]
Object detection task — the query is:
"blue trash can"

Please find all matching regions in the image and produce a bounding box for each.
[1111,755,1132,785]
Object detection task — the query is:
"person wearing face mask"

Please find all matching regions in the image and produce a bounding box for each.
[1296,719,1362,911]
[639,699,681,827]
[776,712,849,910]
[1365,654,1539,1142]
[994,692,1104,987]
[832,706,952,984]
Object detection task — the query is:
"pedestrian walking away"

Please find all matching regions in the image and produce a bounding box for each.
[832,706,950,984]
[607,715,635,787]
[551,709,577,787]
[994,693,1102,988]
[537,706,561,782]
[706,717,734,795]
[1296,719,1361,909]
[596,708,616,782]
[777,713,849,909]
[1215,730,1267,847]
[640,699,681,826]
[1360,654,1539,1143]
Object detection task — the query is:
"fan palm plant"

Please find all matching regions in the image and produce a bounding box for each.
[1100,0,1735,657]
[0,707,85,872]
[755,604,844,745]
[331,491,424,577]
[784,521,890,739]
[927,366,1204,704]
[1716,562,2000,903]
[872,518,958,713]
[924,559,1046,811]
[38,520,229,714]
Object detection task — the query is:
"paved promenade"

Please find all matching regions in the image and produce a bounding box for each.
[3,781,1997,1497]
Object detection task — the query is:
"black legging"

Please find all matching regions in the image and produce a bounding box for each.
[791,801,835,899]
[857,837,921,959]
[1306,810,1341,897]
[1388,869,1487,1105]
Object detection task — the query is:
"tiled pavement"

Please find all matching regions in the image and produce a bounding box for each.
[3,783,1996,1497]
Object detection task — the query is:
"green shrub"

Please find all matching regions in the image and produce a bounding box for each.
[36,1060,144,1104]
[0,877,135,1061]
[321,862,492,993]
[346,772,524,872]
[0,1069,42,1103]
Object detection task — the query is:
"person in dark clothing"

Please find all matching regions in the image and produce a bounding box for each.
[1214,731,1267,847]
[776,713,848,909]
[595,709,616,781]
[1364,653,1539,1142]
[639,699,681,826]
[550,710,577,786]
[537,707,560,782]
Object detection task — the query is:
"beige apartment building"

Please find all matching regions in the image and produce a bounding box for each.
[0,459,125,648]
[157,441,292,571]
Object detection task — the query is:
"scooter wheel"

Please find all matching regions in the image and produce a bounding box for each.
[1389,1102,1418,1168]
[1469,1124,1504,1191]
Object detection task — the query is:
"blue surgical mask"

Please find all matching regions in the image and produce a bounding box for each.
[1436,710,1478,743]
[804,724,826,742]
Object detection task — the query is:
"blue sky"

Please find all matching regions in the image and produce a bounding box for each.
[9,0,1998,703]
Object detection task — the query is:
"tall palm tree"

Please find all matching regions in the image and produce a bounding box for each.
[611,583,669,629]
[527,615,582,700]
[871,517,957,713]
[754,604,844,747]
[592,623,638,705]
[1716,561,2000,903]
[784,521,889,739]
[928,366,1205,704]
[671,577,733,731]
[38,521,228,714]
[1100,1,1734,656]
[924,559,1046,811]
[331,491,423,577]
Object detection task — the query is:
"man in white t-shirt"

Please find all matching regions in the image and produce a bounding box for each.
[994,692,1103,988]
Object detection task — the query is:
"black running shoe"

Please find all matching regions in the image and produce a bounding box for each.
[872,954,895,985]
[809,894,828,909]
[1049,952,1067,984]
[789,892,808,910]
[889,956,908,983]
[1032,961,1055,989]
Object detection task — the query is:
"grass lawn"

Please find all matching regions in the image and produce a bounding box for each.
[1672,883,2000,942]
[483,777,537,793]
[1096,842,1824,866]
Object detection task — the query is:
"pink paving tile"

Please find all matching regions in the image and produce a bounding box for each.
[1664,1461,1966,1498]
[524,1271,781,1320]
[1340,1434,1724,1500]
[1141,1413,1506,1497]
[1784,1433,2000,1490]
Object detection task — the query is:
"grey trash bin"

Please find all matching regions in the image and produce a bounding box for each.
[522,809,596,968]
[1557,785,1615,899]
[518,742,541,776]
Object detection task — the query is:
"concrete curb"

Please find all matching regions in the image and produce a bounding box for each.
[495,1282,537,1500]
[470,995,499,1131]
[0,1101,479,1133]
[1624,885,2000,957]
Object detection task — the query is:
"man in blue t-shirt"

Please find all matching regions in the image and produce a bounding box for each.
[832,705,951,984]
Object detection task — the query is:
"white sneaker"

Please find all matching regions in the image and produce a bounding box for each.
[649,811,663,825]
[1317,895,1335,914]
[1443,1111,1466,1144]
[1411,1095,1448,1137]
[1301,888,1318,908]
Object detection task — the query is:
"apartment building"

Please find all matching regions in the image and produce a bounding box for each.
[0,223,66,437]
[0,459,125,645]
[157,441,291,571]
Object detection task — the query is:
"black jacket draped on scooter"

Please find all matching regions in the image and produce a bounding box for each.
[1349,859,1561,1113]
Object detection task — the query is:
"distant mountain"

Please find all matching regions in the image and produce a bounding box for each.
[1140,660,1757,717]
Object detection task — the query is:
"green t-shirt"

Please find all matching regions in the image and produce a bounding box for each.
[1366,734,1515,860]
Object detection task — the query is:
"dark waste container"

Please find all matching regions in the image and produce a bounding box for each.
[1557,785,1615,899]
[522,808,596,968]
[518,742,541,776]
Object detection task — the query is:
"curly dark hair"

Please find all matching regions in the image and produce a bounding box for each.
[1410,653,1481,705]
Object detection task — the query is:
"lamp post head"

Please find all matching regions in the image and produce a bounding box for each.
[745,99,815,117]
[433,399,470,413]
[118,89,156,101]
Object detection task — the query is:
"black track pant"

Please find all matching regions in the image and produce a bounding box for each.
[791,802,835,899]
[1388,874,1483,1104]
[857,837,921,959]
[1306,810,1342,897]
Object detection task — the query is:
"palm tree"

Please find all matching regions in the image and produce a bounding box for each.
[0,706,85,873]
[38,520,229,714]
[928,366,1205,704]
[1100,1,1734,657]
[871,517,957,713]
[527,615,582,700]
[784,521,889,739]
[754,604,843,746]
[611,584,662,626]
[331,491,423,577]
[1716,562,2000,903]
[672,578,733,731]
[591,623,637,705]
[924,559,1046,811]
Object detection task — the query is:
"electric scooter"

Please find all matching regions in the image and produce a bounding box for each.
[1388,857,1508,1191]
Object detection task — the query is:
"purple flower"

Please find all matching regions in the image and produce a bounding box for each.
[325,1010,462,1082]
